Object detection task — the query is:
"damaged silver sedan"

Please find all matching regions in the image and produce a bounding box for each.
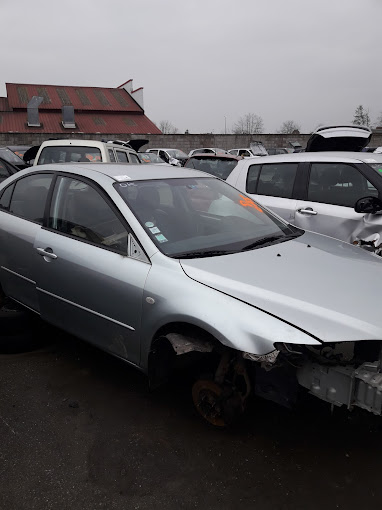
[0,163,381,425]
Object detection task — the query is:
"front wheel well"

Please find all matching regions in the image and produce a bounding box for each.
[148,322,224,389]
[153,322,220,350]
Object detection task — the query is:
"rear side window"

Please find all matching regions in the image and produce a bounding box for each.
[256,164,298,198]
[246,163,298,197]
[9,174,53,223]
[108,149,116,162]
[246,165,261,193]
[308,163,378,207]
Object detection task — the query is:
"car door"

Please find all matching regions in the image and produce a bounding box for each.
[0,173,55,311]
[294,162,379,242]
[241,162,299,222]
[34,175,151,365]
[159,150,169,163]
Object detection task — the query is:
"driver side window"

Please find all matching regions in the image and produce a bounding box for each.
[307,163,378,207]
[49,177,129,254]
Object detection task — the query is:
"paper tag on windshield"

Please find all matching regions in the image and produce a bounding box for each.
[114,175,131,181]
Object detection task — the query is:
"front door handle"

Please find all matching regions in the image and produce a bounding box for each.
[36,247,58,260]
[297,207,317,216]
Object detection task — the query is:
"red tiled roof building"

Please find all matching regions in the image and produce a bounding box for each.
[0,80,162,135]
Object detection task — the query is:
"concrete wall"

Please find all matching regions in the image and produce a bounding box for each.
[2,132,382,153]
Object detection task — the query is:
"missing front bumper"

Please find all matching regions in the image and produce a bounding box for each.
[297,361,382,415]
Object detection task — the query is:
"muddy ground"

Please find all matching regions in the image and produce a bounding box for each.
[0,325,381,510]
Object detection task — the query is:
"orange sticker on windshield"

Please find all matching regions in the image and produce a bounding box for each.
[239,194,263,212]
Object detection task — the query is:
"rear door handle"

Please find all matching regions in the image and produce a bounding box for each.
[297,208,317,216]
[36,247,58,259]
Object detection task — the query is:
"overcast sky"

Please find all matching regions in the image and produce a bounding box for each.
[1,0,381,134]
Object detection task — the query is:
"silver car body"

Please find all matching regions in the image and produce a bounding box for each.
[226,152,382,245]
[0,163,381,416]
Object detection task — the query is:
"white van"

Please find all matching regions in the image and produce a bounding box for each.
[33,139,141,166]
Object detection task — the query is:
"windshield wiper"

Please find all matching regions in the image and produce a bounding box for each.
[172,249,234,259]
[241,233,297,252]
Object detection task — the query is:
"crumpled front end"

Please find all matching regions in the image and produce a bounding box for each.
[255,340,382,415]
[353,232,382,257]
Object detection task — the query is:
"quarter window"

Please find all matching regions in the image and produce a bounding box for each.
[108,149,116,162]
[0,183,15,210]
[115,151,129,163]
[8,174,53,223]
[49,177,129,254]
[308,163,378,207]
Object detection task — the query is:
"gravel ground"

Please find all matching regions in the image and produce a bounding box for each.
[1,328,382,510]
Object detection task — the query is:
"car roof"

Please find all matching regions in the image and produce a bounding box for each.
[148,148,184,151]
[241,152,382,164]
[39,139,134,150]
[26,163,211,181]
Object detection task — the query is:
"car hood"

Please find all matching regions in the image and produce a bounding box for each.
[180,232,382,343]
[306,125,372,152]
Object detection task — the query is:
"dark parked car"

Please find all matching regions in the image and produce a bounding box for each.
[0,148,30,170]
[184,153,241,180]
[7,145,32,161]
[0,156,18,182]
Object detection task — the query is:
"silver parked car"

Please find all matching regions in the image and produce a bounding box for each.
[226,152,382,251]
[0,163,382,425]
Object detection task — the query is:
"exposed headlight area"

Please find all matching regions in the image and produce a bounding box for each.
[251,341,382,415]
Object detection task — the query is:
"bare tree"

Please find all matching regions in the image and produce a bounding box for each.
[233,113,264,134]
[352,105,371,127]
[278,120,301,134]
[157,120,179,134]
[375,112,382,128]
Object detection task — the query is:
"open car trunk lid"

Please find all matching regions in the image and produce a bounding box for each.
[306,125,372,152]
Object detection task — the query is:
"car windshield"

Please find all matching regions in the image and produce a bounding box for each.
[0,148,24,165]
[138,153,164,164]
[369,163,382,175]
[166,149,188,159]
[185,157,238,180]
[115,177,301,258]
[38,146,102,163]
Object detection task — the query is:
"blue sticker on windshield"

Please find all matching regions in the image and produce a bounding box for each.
[156,234,168,243]
[145,222,154,228]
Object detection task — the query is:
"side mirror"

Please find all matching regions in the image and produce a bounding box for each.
[354,196,382,214]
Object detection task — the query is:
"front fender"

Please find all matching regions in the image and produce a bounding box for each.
[139,255,320,371]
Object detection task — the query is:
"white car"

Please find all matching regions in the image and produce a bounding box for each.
[146,148,188,166]
[226,151,382,249]
[188,148,228,157]
[227,141,268,158]
[33,139,141,165]
[228,148,260,158]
